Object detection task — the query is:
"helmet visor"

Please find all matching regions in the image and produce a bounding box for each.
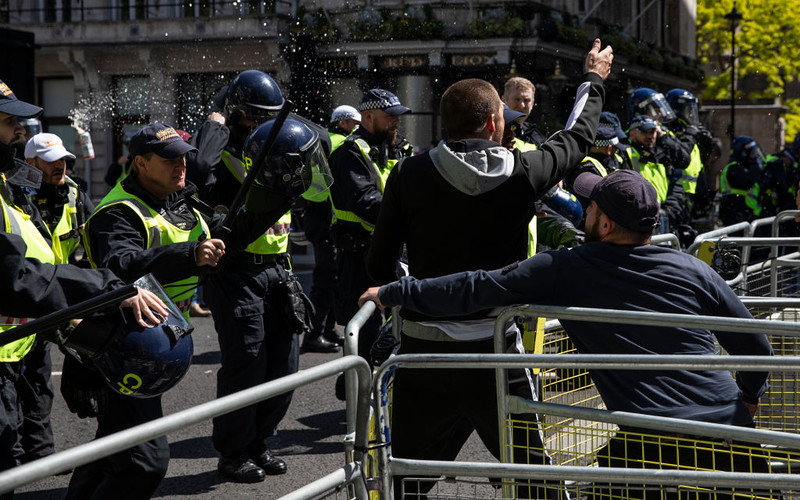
[679,100,700,126]
[299,138,333,202]
[641,93,676,123]
[133,274,190,330]
[746,141,766,169]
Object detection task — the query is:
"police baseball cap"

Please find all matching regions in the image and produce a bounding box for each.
[503,104,526,124]
[358,89,411,116]
[599,111,626,140]
[129,123,197,159]
[0,79,43,119]
[572,169,659,233]
[593,127,619,148]
[330,105,361,123]
[629,115,658,131]
[25,133,76,162]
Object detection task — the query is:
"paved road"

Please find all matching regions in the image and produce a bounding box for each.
[14,250,495,499]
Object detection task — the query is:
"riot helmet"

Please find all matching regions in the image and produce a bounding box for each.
[90,274,194,399]
[19,118,42,139]
[731,136,766,171]
[223,70,284,125]
[627,88,676,123]
[665,89,700,126]
[242,118,333,211]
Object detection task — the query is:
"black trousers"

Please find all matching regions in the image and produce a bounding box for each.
[206,261,300,459]
[390,333,558,499]
[334,247,382,360]
[15,337,55,463]
[304,200,338,340]
[0,365,20,500]
[65,392,168,500]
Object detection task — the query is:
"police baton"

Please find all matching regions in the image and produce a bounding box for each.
[216,99,296,241]
[0,284,137,348]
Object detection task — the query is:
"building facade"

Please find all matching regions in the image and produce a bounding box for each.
[3,0,699,199]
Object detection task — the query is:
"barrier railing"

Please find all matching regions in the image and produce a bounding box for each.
[370,303,800,499]
[0,355,373,498]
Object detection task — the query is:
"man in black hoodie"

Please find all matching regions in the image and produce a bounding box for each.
[365,39,612,499]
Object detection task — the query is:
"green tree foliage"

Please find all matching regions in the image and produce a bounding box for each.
[697,1,800,141]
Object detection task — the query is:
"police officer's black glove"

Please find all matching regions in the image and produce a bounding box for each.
[60,352,108,419]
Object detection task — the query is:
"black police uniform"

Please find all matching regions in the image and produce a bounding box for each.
[187,118,298,478]
[328,126,413,358]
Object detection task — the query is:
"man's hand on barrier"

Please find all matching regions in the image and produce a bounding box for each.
[584,38,613,81]
[358,287,385,310]
[121,288,168,328]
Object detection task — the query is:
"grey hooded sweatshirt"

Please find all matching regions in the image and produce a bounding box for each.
[366,72,605,322]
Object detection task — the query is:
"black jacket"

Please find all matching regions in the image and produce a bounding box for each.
[367,72,605,321]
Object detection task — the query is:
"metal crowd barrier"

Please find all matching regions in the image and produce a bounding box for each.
[369,304,800,499]
[0,355,373,498]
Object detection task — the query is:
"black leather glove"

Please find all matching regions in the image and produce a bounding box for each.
[60,352,108,419]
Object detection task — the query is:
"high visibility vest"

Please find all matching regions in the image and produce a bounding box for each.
[514,138,538,152]
[0,174,56,362]
[331,137,400,232]
[679,144,703,195]
[86,183,210,320]
[527,215,538,258]
[580,156,609,177]
[219,150,291,255]
[720,162,762,217]
[630,148,669,203]
[329,131,348,153]
[42,177,81,265]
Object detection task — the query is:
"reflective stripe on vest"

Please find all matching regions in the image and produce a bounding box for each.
[245,211,291,255]
[630,148,668,203]
[49,178,81,264]
[720,162,762,217]
[331,137,399,232]
[580,156,609,177]
[87,183,209,321]
[679,145,703,195]
[221,150,247,183]
[0,174,56,362]
[527,215,538,258]
[514,138,538,152]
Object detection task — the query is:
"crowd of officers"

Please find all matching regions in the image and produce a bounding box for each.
[0,34,796,500]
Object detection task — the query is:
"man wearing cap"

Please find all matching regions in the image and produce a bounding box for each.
[11,133,94,466]
[68,123,229,499]
[327,88,413,376]
[628,114,693,244]
[364,39,612,498]
[0,80,169,499]
[360,169,773,493]
[328,104,361,151]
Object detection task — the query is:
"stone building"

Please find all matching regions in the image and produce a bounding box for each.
[2,0,699,199]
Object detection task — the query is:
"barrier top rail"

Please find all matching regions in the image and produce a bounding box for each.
[492,304,800,339]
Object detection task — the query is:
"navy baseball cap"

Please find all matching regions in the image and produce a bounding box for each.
[599,111,626,140]
[572,170,659,233]
[0,79,43,118]
[358,89,411,116]
[594,127,619,148]
[503,104,526,124]
[129,123,197,159]
[629,115,658,131]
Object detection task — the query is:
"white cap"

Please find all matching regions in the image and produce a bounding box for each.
[24,133,76,162]
[330,105,361,124]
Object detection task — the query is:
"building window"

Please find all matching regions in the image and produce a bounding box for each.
[176,72,236,134]
[40,77,76,152]
[118,0,147,21]
[112,75,150,162]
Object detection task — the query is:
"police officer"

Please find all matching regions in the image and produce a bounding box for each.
[188,71,323,483]
[328,89,412,379]
[10,133,93,466]
[299,105,363,354]
[627,88,693,172]
[564,126,622,203]
[66,123,227,500]
[0,79,166,500]
[501,76,546,150]
[720,136,767,227]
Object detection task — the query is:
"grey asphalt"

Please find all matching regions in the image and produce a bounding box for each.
[14,247,494,499]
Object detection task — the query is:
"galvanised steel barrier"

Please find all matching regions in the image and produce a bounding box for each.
[368,304,800,499]
[0,354,373,499]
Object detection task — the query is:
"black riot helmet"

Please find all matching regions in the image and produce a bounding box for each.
[627,88,676,124]
[731,136,766,171]
[223,70,285,125]
[666,89,700,126]
[242,118,333,211]
[66,274,194,399]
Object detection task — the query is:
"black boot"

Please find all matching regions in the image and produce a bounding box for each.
[301,335,339,353]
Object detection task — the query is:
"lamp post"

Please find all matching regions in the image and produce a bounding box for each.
[724,3,743,139]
